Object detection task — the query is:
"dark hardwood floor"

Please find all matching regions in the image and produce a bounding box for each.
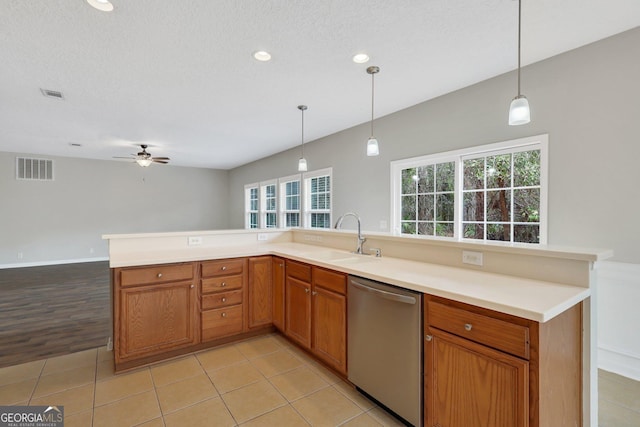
[0,261,110,368]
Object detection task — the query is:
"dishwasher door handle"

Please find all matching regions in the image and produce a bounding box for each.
[350,280,416,305]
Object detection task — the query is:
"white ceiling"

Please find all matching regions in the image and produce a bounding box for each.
[1,1,639,169]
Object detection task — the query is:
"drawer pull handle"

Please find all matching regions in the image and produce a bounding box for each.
[464,323,473,331]
[425,335,433,342]
[304,288,310,294]
[157,273,162,278]
[190,284,194,288]
[221,312,227,318]
[312,291,317,296]
[221,282,226,287]
[221,297,227,302]
[221,266,227,271]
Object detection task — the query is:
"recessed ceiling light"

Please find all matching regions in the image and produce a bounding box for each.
[253,51,272,62]
[352,53,370,64]
[87,0,114,12]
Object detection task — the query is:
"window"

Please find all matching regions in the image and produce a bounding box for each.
[245,184,259,229]
[305,169,332,228]
[391,135,547,244]
[261,181,277,228]
[280,176,301,227]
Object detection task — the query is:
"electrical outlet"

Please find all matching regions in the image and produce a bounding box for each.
[188,236,203,246]
[462,250,483,266]
[257,233,268,241]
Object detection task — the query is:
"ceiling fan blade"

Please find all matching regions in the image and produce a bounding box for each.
[152,157,170,161]
[113,156,135,160]
[152,159,169,164]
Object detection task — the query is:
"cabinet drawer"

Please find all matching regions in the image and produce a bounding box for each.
[202,305,243,341]
[202,275,243,293]
[202,290,243,310]
[120,263,193,287]
[428,301,530,359]
[286,259,312,282]
[313,267,347,295]
[201,259,245,277]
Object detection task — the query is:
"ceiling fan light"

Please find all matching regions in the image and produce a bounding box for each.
[367,137,379,156]
[87,0,114,12]
[508,95,530,126]
[298,157,308,172]
[136,158,152,167]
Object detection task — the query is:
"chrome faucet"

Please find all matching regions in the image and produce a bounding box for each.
[334,212,367,254]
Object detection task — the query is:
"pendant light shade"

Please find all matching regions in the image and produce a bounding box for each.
[297,105,308,172]
[366,66,380,156]
[508,0,530,126]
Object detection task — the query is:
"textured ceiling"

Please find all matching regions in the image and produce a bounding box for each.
[1,0,639,169]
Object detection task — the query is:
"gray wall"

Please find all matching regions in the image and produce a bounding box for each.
[228,27,640,263]
[0,152,229,265]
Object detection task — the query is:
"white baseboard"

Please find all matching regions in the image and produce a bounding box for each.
[599,345,640,381]
[0,257,109,269]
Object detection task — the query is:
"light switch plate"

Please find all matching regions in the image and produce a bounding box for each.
[462,250,483,266]
[257,233,268,241]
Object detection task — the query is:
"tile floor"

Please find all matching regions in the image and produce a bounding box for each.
[0,334,405,427]
[598,369,640,427]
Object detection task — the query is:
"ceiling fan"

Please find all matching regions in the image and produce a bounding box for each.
[113,144,170,167]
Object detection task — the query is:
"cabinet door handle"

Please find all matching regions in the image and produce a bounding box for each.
[425,335,433,342]
[157,273,162,278]
[304,288,310,294]
[279,264,284,267]
[312,291,317,296]
[190,284,194,288]
[221,266,227,271]
[464,323,473,331]
[221,297,227,302]
[221,312,227,318]
[221,282,226,287]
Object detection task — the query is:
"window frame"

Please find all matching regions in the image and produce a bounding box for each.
[260,179,278,229]
[279,174,302,228]
[244,183,259,229]
[303,167,333,229]
[390,134,548,244]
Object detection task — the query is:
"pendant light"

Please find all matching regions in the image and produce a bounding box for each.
[366,66,380,156]
[508,0,530,125]
[297,105,308,172]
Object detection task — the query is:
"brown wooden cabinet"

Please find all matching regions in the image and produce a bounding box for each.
[114,262,198,366]
[247,256,273,329]
[285,261,312,348]
[200,258,246,341]
[272,256,286,332]
[424,295,582,427]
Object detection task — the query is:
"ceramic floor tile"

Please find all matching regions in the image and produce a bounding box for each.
[340,412,384,426]
[292,386,362,427]
[97,346,113,362]
[240,405,310,427]
[30,383,94,416]
[95,359,115,382]
[94,368,154,406]
[196,344,248,371]
[235,336,282,359]
[269,366,329,402]
[222,380,287,424]
[306,361,343,385]
[93,390,161,427]
[63,409,93,427]
[150,355,204,387]
[251,350,303,378]
[599,370,640,412]
[333,382,376,411]
[32,365,96,398]
[599,398,640,427]
[163,397,235,427]
[156,373,218,414]
[136,417,166,427]
[0,359,45,386]
[366,407,406,427]
[41,348,97,375]
[208,360,264,394]
[0,378,37,405]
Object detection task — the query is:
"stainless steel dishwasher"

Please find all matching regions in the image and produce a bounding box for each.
[348,276,422,426]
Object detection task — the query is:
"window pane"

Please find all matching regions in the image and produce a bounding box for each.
[463,158,484,190]
[487,223,511,241]
[463,191,484,222]
[311,213,330,228]
[286,213,300,227]
[266,213,277,228]
[514,188,540,222]
[435,193,454,221]
[435,162,455,192]
[417,194,434,221]
[250,213,258,228]
[514,150,540,187]
[463,223,484,240]
[486,154,511,189]
[514,224,540,243]
[418,165,434,193]
[402,195,416,221]
[402,168,417,194]
[435,222,454,237]
[418,222,434,236]
[401,222,416,234]
[250,199,258,211]
[486,189,511,222]
[267,199,276,211]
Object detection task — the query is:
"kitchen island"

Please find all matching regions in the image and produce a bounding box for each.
[103,228,611,426]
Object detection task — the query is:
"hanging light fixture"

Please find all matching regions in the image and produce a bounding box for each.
[508,0,530,126]
[297,105,308,172]
[366,66,380,156]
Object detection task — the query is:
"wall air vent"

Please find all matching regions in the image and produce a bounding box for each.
[40,88,64,100]
[16,157,54,181]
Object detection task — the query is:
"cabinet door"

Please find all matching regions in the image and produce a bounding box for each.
[312,286,347,374]
[425,328,529,427]
[247,256,273,329]
[272,256,286,332]
[118,281,197,362]
[285,277,311,348]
